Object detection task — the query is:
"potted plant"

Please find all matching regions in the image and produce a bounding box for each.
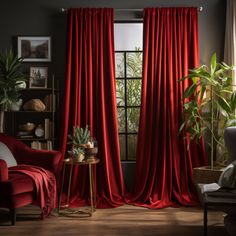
[67,125,97,162]
[0,49,26,132]
[180,53,236,183]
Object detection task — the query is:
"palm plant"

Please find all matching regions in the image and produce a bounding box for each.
[180,53,236,169]
[0,49,25,132]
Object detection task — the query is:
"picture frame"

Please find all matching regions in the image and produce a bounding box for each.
[17,36,51,62]
[29,67,48,88]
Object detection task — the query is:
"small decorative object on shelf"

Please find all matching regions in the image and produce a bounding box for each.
[19,122,35,132]
[4,74,58,150]
[23,99,46,111]
[67,125,98,162]
[35,124,44,138]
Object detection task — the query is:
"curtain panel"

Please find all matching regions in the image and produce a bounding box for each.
[60,8,124,208]
[126,7,207,208]
[224,0,236,83]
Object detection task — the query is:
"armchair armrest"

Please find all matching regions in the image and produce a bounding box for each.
[15,145,62,176]
[0,159,8,181]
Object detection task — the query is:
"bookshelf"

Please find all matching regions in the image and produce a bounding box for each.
[4,75,59,150]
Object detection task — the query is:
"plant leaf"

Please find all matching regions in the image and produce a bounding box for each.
[210,53,217,74]
[217,96,231,113]
[183,83,197,98]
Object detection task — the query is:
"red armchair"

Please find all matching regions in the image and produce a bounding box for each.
[0,133,62,225]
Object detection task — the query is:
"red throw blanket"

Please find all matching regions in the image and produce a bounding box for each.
[9,165,56,218]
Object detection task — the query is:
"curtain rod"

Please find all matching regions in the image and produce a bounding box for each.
[60,6,203,13]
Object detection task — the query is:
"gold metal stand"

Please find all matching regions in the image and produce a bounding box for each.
[58,157,100,216]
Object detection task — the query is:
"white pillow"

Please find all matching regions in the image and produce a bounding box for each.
[218,160,236,189]
[0,141,17,167]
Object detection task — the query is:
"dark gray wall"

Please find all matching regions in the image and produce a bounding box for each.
[0,0,226,191]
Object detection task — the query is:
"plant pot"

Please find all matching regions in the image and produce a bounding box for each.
[10,99,23,111]
[85,147,98,159]
[75,153,85,162]
[193,166,225,184]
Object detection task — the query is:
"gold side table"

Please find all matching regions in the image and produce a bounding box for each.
[58,157,100,216]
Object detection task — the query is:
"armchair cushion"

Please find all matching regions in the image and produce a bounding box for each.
[0,141,17,167]
[0,171,34,195]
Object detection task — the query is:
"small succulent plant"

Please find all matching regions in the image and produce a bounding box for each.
[68,146,84,157]
[68,125,91,146]
[67,125,93,160]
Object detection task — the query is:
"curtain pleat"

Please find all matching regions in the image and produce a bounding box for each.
[126,8,207,208]
[60,8,124,208]
[224,0,236,83]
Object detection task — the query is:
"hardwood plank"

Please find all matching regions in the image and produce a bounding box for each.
[0,205,228,236]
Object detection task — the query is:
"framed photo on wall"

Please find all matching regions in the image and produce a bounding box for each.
[29,67,48,88]
[17,36,51,62]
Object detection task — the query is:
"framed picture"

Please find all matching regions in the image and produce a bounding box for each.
[29,67,48,88]
[17,36,51,62]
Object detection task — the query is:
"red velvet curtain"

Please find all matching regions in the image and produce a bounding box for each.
[127,8,207,208]
[60,8,124,208]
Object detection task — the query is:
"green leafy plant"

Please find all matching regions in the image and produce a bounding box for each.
[0,49,25,111]
[68,125,91,146]
[67,125,92,158]
[68,146,84,158]
[180,53,236,169]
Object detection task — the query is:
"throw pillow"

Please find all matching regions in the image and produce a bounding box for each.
[0,141,17,167]
[218,161,236,189]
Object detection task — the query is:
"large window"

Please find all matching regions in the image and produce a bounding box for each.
[114,23,143,161]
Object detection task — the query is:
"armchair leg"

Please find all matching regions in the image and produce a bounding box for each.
[10,208,16,225]
[204,203,208,236]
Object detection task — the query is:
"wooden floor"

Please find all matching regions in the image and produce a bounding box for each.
[0,205,229,236]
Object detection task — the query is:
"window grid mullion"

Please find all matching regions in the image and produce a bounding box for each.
[124,52,128,161]
[115,51,142,161]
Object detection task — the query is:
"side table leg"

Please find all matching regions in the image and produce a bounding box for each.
[67,162,74,207]
[89,163,94,214]
[58,163,66,212]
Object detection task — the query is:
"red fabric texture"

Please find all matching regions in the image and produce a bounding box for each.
[126,8,207,208]
[0,159,8,181]
[1,172,34,195]
[9,165,56,218]
[60,8,124,208]
[0,133,62,216]
[0,133,62,176]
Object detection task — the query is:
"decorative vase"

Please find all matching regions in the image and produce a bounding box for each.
[10,99,23,111]
[85,147,98,160]
[76,153,85,162]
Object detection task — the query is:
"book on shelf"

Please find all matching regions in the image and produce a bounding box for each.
[44,94,56,112]
[44,118,50,139]
[31,140,53,150]
[17,131,34,139]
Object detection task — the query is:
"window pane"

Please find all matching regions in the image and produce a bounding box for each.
[128,135,137,160]
[115,53,124,78]
[119,135,126,161]
[116,79,125,106]
[114,23,143,51]
[117,108,125,132]
[127,108,140,132]
[127,79,141,106]
[126,52,142,78]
